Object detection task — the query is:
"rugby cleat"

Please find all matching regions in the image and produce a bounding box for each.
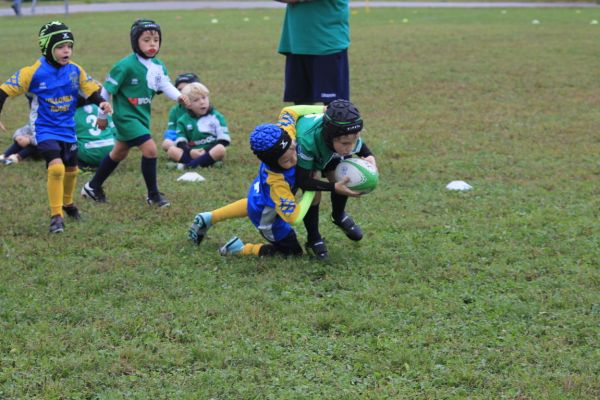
[62,204,81,220]
[219,236,244,256]
[49,215,65,234]
[188,212,212,245]
[305,239,329,261]
[81,182,107,203]
[332,213,363,241]
[146,192,170,208]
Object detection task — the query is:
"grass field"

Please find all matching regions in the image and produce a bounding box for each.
[1,7,600,399]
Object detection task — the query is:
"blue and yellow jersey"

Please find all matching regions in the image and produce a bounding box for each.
[247,163,299,242]
[0,57,99,144]
[245,105,323,242]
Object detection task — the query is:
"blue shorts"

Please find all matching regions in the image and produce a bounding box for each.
[38,140,78,167]
[163,130,177,142]
[124,134,152,148]
[284,49,349,104]
[247,203,294,243]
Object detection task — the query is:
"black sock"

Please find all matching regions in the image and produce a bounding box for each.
[331,192,348,222]
[141,156,159,196]
[90,154,119,188]
[186,152,215,168]
[304,204,322,244]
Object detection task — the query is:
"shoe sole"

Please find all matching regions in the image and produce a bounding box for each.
[190,214,209,244]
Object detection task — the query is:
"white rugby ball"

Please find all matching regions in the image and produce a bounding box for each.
[334,158,379,194]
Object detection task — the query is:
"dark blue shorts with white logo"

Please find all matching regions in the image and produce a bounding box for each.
[38,140,78,167]
[283,49,349,104]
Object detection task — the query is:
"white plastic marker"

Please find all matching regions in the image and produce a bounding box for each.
[446,181,473,191]
[177,172,206,182]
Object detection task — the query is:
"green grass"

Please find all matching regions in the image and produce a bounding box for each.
[1,7,600,399]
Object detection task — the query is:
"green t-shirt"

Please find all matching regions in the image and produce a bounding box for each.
[104,53,170,141]
[75,104,116,166]
[278,0,350,55]
[296,112,363,171]
[165,103,188,136]
[175,108,230,150]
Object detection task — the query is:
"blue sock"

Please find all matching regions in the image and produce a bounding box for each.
[90,154,119,188]
[3,143,21,157]
[141,156,159,196]
[186,152,215,168]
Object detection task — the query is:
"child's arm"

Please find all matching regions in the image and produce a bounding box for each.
[266,171,305,225]
[356,142,376,168]
[0,65,35,132]
[295,166,360,197]
[279,105,325,121]
[213,111,231,146]
[158,79,190,107]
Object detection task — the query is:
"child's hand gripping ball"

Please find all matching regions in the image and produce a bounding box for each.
[334,158,379,194]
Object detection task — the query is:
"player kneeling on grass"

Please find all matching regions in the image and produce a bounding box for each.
[0,21,112,233]
[0,123,38,165]
[295,99,377,260]
[167,82,230,169]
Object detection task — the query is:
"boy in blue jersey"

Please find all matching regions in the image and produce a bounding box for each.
[0,21,112,233]
[188,105,356,258]
[81,19,190,208]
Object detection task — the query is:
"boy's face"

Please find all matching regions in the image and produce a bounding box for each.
[138,30,160,57]
[277,141,297,170]
[332,133,360,156]
[53,43,73,66]
[187,94,210,117]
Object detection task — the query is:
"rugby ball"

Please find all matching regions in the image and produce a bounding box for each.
[334,158,379,194]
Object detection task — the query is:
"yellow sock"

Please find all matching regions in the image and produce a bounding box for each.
[241,243,263,256]
[63,168,78,206]
[47,163,65,216]
[212,198,248,224]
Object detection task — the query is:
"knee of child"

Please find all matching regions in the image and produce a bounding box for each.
[161,140,173,152]
[48,161,65,177]
[167,146,181,161]
[211,144,226,160]
[141,140,158,158]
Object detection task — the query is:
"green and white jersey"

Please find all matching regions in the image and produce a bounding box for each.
[175,108,230,150]
[296,113,363,171]
[75,104,116,166]
[104,53,173,141]
[165,103,187,135]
